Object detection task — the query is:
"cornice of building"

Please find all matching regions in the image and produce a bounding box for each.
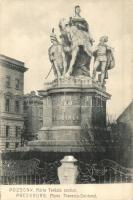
[0,91,23,99]
[1,115,24,121]
[0,54,28,73]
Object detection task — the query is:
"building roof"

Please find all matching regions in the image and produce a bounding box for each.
[0,54,28,73]
[117,100,133,122]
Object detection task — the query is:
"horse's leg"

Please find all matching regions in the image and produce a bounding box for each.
[62,52,67,76]
[65,47,79,77]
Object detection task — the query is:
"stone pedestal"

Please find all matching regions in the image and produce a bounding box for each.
[58,155,78,184]
[28,77,110,152]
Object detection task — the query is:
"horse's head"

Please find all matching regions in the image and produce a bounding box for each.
[59,18,70,31]
[59,18,72,46]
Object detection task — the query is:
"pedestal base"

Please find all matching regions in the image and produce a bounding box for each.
[28,77,110,153]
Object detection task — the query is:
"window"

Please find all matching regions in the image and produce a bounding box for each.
[15,79,20,90]
[39,121,43,129]
[15,100,20,113]
[23,101,28,111]
[5,98,10,112]
[6,76,11,88]
[15,142,19,148]
[6,125,10,137]
[39,108,43,117]
[6,142,9,149]
[16,126,21,137]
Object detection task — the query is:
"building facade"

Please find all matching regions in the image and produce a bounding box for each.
[23,91,43,141]
[117,100,133,166]
[0,54,27,151]
[117,100,133,145]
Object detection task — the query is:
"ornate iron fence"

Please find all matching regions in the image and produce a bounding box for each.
[0,158,133,184]
[77,159,133,184]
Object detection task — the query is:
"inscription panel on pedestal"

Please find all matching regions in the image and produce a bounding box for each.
[52,94,81,126]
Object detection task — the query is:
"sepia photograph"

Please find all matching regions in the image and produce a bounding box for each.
[0,0,133,199]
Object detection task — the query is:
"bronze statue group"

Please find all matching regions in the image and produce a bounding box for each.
[48,5,115,86]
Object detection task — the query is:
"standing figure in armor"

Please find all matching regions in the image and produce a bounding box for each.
[93,36,115,86]
[48,29,67,79]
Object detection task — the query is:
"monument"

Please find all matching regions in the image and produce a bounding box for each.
[25,6,114,183]
[28,6,113,153]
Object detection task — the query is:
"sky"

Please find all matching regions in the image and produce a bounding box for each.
[0,0,133,118]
